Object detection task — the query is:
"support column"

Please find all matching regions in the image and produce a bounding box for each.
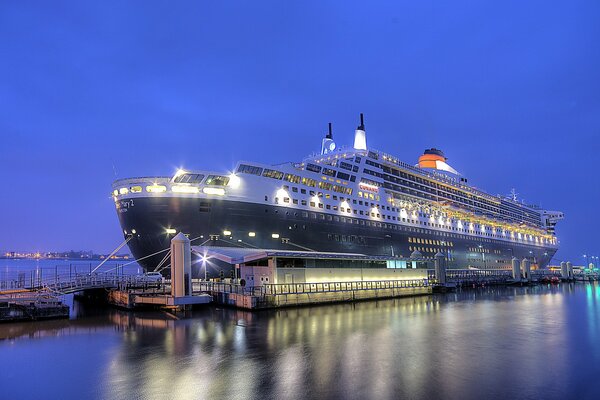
[560,262,568,280]
[566,261,573,279]
[434,252,446,285]
[512,257,521,280]
[171,233,191,297]
[521,258,531,282]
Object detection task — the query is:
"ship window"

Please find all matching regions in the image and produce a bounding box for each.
[146,185,167,193]
[337,171,350,180]
[262,169,284,179]
[292,187,298,193]
[301,200,307,206]
[205,175,230,186]
[284,174,301,184]
[310,201,316,207]
[323,168,336,177]
[284,197,290,203]
[306,163,322,173]
[237,164,263,176]
[130,186,142,193]
[293,199,298,204]
[301,177,316,187]
[175,173,205,184]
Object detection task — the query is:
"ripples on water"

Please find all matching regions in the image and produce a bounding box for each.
[2,284,600,400]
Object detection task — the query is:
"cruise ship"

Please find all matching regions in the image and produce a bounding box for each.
[111,115,563,273]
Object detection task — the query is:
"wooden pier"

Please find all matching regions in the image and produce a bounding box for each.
[0,292,69,322]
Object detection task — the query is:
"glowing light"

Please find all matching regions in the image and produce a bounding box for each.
[341,200,350,209]
[113,190,119,196]
[130,186,142,193]
[248,232,256,237]
[118,188,128,195]
[223,230,232,236]
[172,185,199,193]
[228,174,241,189]
[203,187,225,195]
[146,185,167,193]
[272,233,280,239]
[131,229,137,234]
[166,228,177,234]
[174,169,186,179]
[276,188,289,199]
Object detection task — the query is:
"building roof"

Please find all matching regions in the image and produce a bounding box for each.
[190,246,410,265]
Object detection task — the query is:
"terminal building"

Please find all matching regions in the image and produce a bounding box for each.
[192,246,430,285]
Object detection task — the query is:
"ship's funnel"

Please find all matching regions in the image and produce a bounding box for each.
[321,122,336,154]
[353,113,367,150]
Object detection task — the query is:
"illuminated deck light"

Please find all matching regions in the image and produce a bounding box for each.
[248,232,256,237]
[272,233,280,239]
[223,230,232,236]
[228,174,241,189]
[172,185,199,193]
[203,187,225,196]
[146,185,167,193]
[166,228,177,234]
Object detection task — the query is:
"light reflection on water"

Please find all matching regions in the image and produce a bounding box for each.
[2,284,600,399]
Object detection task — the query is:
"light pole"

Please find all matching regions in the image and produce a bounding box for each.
[584,254,589,269]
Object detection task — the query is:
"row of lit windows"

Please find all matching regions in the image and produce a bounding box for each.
[409,246,453,255]
[409,237,454,247]
[259,208,550,258]
[327,234,367,244]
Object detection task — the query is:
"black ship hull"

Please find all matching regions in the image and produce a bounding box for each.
[115,197,557,275]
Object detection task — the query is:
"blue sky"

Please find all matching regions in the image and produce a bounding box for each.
[1,1,599,263]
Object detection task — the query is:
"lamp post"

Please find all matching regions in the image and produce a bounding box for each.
[584,254,589,270]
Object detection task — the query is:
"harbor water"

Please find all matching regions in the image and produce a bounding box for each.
[2,265,600,399]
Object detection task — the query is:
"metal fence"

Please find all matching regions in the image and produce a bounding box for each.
[0,272,162,294]
[193,278,430,297]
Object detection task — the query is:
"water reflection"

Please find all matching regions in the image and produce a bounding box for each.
[3,284,600,399]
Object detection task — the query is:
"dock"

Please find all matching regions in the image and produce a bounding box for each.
[0,234,584,320]
[0,291,69,322]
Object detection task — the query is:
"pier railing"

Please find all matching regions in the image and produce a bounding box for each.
[0,272,162,295]
[193,278,430,297]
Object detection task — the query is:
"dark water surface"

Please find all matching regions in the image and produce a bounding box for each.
[2,284,600,400]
